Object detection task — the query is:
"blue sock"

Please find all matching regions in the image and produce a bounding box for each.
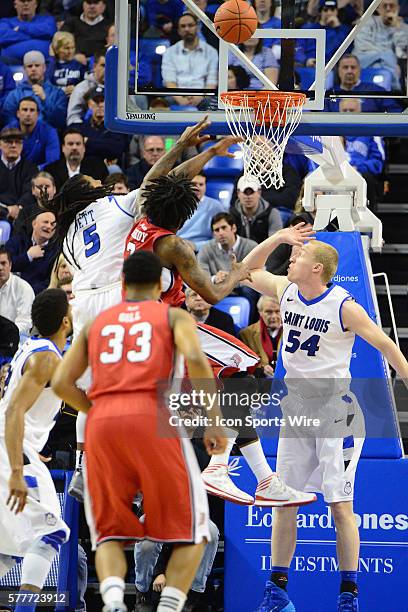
[340,571,358,596]
[270,566,289,591]
[14,590,37,612]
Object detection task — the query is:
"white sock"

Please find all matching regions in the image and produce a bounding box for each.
[100,576,125,606]
[207,428,237,467]
[239,440,273,482]
[157,586,186,612]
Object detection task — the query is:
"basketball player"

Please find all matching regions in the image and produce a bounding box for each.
[125,175,317,508]
[0,289,72,612]
[241,227,408,612]
[43,118,242,501]
[51,251,228,612]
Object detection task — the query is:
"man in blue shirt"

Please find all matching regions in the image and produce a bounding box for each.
[177,173,227,251]
[2,51,67,130]
[325,54,401,113]
[340,97,385,212]
[0,0,56,63]
[296,0,350,66]
[6,96,60,169]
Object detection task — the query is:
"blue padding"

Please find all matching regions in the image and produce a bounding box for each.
[205,179,234,209]
[202,141,244,177]
[261,232,402,460]
[216,296,251,330]
[361,67,393,91]
[297,66,334,90]
[24,475,38,488]
[225,457,408,612]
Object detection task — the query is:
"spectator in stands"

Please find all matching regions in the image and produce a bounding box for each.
[239,295,283,376]
[354,0,408,89]
[64,0,110,58]
[48,253,73,288]
[0,0,56,63]
[0,127,37,223]
[185,287,236,335]
[126,135,166,190]
[144,0,184,39]
[0,59,15,112]
[58,277,74,300]
[198,211,260,321]
[6,97,60,169]
[229,175,282,243]
[340,97,385,211]
[72,89,128,165]
[296,0,351,66]
[161,13,218,90]
[44,127,108,190]
[67,49,105,125]
[46,31,87,97]
[0,315,19,371]
[6,210,59,293]
[103,172,130,194]
[2,51,67,130]
[228,65,251,90]
[0,246,35,334]
[177,173,227,251]
[14,170,57,235]
[229,38,279,88]
[307,0,363,24]
[326,54,402,112]
[252,0,281,56]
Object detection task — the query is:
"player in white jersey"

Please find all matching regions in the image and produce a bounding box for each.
[241,226,408,612]
[0,289,73,608]
[41,119,243,501]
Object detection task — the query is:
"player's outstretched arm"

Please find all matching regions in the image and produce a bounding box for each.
[169,135,243,180]
[140,116,211,188]
[51,326,92,414]
[241,223,316,298]
[169,308,227,455]
[157,235,251,305]
[342,300,408,384]
[5,351,58,514]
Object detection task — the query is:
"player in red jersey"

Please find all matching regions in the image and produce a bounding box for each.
[52,251,227,612]
[125,174,316,509]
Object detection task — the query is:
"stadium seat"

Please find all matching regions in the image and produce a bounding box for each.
[138,38,170,59]
[361,67,393,91]
[297,67,334,91]
[205,180,234,208]
[215,296,251,330]
[0,220,11,245]
[202,141,244,177]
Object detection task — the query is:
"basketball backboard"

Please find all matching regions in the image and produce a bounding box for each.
[106,0,408,136]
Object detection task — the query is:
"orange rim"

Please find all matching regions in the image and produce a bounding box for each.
[221,90,306,108]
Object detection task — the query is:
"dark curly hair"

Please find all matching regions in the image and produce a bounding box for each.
[141,174,199,230]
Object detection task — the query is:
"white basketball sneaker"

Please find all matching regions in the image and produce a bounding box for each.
[255,474,317,507]
[202,461,254,505]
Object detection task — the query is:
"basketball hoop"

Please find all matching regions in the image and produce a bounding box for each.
[220,91,306,190]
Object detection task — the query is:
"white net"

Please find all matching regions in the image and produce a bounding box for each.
[221,91,306,190]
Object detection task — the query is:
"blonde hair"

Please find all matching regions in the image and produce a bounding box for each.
[51,31,75,57]
[48,254,73,288]
[311,240,338,284]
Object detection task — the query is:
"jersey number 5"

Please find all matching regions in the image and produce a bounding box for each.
[83,224,101,258]
[100,323,152,364]
[284,330,320,357]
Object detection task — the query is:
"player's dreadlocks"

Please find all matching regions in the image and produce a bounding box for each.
[40,174,113,268]
[141,174,199,230]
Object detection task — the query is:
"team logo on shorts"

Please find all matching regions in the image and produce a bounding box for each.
[45,513,57,526]
[230,353,243,368]
[344,482,352,495]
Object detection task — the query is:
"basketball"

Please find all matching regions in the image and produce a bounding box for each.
[214,0,258,45]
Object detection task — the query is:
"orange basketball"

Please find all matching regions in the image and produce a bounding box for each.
[214,0,258,45]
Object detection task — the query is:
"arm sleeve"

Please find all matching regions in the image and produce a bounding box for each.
[355,137,384,175]
[116,189,140,217]
[66,82,86,125]
[197,245,212,275]
[1,90,18,125]
[41,126,61,169]
[5,237,31,273]
[43,87,68,130]
[18,15,57,39]
[0,20,30,44]
[14,280,35,335]
[161,48,177,85]
[268,208,283,236]
[0,67,16,105]
[354,19,378,54]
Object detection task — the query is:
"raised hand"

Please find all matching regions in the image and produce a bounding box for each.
[177,116,211,148]
[210,135,244,158]
[278,222,315,247]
